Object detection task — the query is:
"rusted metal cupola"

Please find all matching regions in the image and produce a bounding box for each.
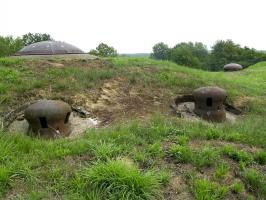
[192,87,227,122]
[24,100,72,138]
[224,63,243,71]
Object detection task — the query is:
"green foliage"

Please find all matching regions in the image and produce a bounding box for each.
[91,141,123,161]
[214,162,229,180]
[205,128,221,140]
[209,40,266,71]
[169,144,192,163]
[254,151,266,165]
[230,181,244,194]
[0,36,24,57]
[0,33,52,57]
[79,160,161,200]
[151,42,170,60]
[156,169,171,186]
[221,145,253,164]
[193,179,228,200]
[242,169,266,198]
[89,43,118,57]
[169,42,208,69]
[193,147,220,169]
[151,40,266,71]
[0,57,23,66]
[146,142,163,158]
[174,135,190,145]
[22,32,53,46]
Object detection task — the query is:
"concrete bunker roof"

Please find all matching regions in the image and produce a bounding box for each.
[15,41,84,55]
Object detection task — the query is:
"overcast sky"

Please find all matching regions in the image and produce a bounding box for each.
[1,0,265,53]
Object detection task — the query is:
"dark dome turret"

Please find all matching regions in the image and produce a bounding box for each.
[15,41,84,55]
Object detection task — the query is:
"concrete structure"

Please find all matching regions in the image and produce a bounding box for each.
[224,63,243,71]
[192,87,227,122]
[24,100,72,138]
[15,41,84,56]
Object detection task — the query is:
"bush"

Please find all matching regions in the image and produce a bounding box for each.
[89,43,118,57]
[151,42,170,60]
[0,36,24,57]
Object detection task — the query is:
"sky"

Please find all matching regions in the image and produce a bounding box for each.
[1,0,266,53]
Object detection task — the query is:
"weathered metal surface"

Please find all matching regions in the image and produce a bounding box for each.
[24,100,72,138]
[15,41,84,56]
[224,63,243,71]
[192,87,227,122]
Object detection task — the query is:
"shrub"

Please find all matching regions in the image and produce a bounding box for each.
[89,43,118,57]
[151,42,170,60]
[0,36,23,57]
[80,160,161,200]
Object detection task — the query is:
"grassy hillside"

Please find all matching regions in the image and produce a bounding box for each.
[0,57,265,199]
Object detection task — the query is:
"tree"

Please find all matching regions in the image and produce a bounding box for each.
[151,42,170,60]
[169,46,202,68]
[172,42,209,69]
[89,43,118,57]
[0,36,24,57]
[208,40,241,71]
[22,33,53,46]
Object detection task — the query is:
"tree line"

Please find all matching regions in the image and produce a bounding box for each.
[151,40,266,71]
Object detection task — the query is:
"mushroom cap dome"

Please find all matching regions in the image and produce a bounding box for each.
[16,41,84,55]
[224,63,243,71]
[193,86,227,101]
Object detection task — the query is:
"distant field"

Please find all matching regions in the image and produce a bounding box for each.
[0,56,265,199]
[120,53,150,57]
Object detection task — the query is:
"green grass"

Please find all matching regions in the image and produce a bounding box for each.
[78,159,161,200]
[193,147,220,169]
[230,181,244,194]
[214,162,229,180]
[241,169,266,199]
[192,178,228,200]
[0,56,266,199]
[220,145,253,165]
[169,144,192,163]
[254,151,266,165]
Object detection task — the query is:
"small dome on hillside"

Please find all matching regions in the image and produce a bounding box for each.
[15,41,84,55]
[223,63,243,71]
